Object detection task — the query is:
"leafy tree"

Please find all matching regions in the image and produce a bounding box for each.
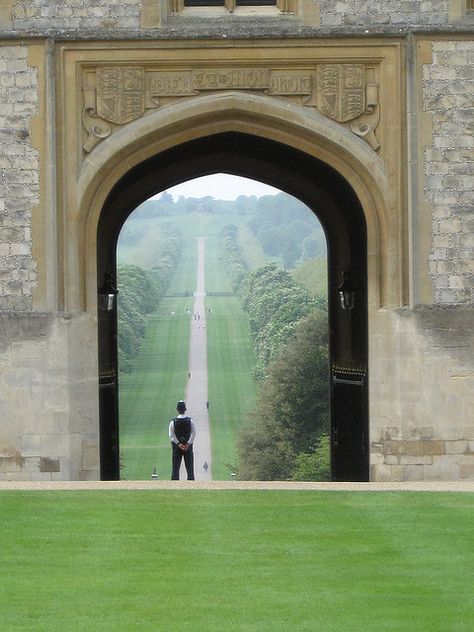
[117,264,159,372]
[116,220,182,373]
[239,264,318,378]
[292,257,328,300]
[292,434,331,482]
[219,224,248,292]
[237,309,329,480]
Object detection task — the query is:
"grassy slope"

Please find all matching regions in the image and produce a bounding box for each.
[1,490,473,631]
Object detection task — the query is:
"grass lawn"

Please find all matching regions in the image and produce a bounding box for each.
[204,233,258,480]
[1,491,473,631]
[206,294,257,479]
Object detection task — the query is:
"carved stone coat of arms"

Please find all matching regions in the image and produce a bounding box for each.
[316,64,366,123]
[96,67,145,125]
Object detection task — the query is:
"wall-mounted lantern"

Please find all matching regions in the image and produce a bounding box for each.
[337,270,356,311]
[98,272,118,312]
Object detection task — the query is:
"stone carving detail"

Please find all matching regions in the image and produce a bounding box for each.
[82,64,381,154]
[317,64,366,122]
[96,67,145,125]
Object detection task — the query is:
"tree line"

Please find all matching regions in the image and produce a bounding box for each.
[219,225,330,481]
[117,224,182,372]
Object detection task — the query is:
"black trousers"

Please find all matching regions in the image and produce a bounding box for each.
[171,442,195,480]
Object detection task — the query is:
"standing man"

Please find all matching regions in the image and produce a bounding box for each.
[169,400,196,480]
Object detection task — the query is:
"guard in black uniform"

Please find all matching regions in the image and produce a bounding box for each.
[169,400,196,480]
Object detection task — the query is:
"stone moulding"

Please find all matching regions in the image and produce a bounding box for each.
[82,62,381,155]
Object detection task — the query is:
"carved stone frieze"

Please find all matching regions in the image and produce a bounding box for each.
[82,63,381,155]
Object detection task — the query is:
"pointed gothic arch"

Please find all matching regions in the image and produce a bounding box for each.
[68,92,399,481]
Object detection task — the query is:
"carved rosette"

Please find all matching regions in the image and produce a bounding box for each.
[82,64,381,155]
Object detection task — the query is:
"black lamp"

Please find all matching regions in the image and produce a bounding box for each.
[337,270,356,311]
[98,272,118,312]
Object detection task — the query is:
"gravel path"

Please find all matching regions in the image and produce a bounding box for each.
[184,237,212,481]
[0,481,473,492]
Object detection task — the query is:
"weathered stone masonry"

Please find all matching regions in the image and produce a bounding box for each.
[0,45,38,311]
[11,0,141,32]
[424,41,474,304]
[2,0,468,33]
[319,0,450,26]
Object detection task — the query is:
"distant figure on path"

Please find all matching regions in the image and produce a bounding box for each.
[169,400,196,480]
[206,400,209,410]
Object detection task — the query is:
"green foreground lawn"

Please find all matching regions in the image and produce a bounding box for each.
[1,491,473,631]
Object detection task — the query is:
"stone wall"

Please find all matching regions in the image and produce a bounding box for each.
[11,0,141,32]
[0,0,467,33]
[370,306,474,481]
[0,45,38,310]
[319,0,450,26]
[0,313,100,481]
[423,40,474,304]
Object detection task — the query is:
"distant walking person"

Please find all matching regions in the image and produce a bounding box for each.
[169,400,196,480]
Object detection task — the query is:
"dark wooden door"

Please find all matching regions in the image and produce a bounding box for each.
[331,365,369,481]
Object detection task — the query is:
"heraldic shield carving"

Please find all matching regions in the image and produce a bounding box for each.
[96,67,145,125]
[82,62,380,155]
[316,64,365,123]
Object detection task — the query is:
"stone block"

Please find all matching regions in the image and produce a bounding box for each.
[401,465,425,481]
[459,463,474,480]
[428,456,460,480]
[82,437,100,471]
[0,454,21,472]
[370,453,385,466]
[21,456,40,473]
[39,434,68,456]
[39,457,60,473]
[445,440,468,454]
[371,464,403,482]
[51,467,71,481]
[79,467,101,481]
[384,440,401,455]
[20,433,41,456]
[399,455,433,466]
[404,441,426,456]
[423,440,445,455]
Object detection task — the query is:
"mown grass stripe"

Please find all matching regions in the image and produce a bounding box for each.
[1,491,473,631]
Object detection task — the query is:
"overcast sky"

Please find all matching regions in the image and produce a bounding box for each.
[154,173,281,201]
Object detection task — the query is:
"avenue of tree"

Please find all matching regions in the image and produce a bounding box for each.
[116,190,330,480]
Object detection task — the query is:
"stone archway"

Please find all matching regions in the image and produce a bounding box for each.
[60,79,402,481]
[96,131,369,480]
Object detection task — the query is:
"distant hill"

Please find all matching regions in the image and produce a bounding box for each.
[118,190,327,273]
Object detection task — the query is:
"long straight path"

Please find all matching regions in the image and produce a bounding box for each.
[182,237,212,481]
